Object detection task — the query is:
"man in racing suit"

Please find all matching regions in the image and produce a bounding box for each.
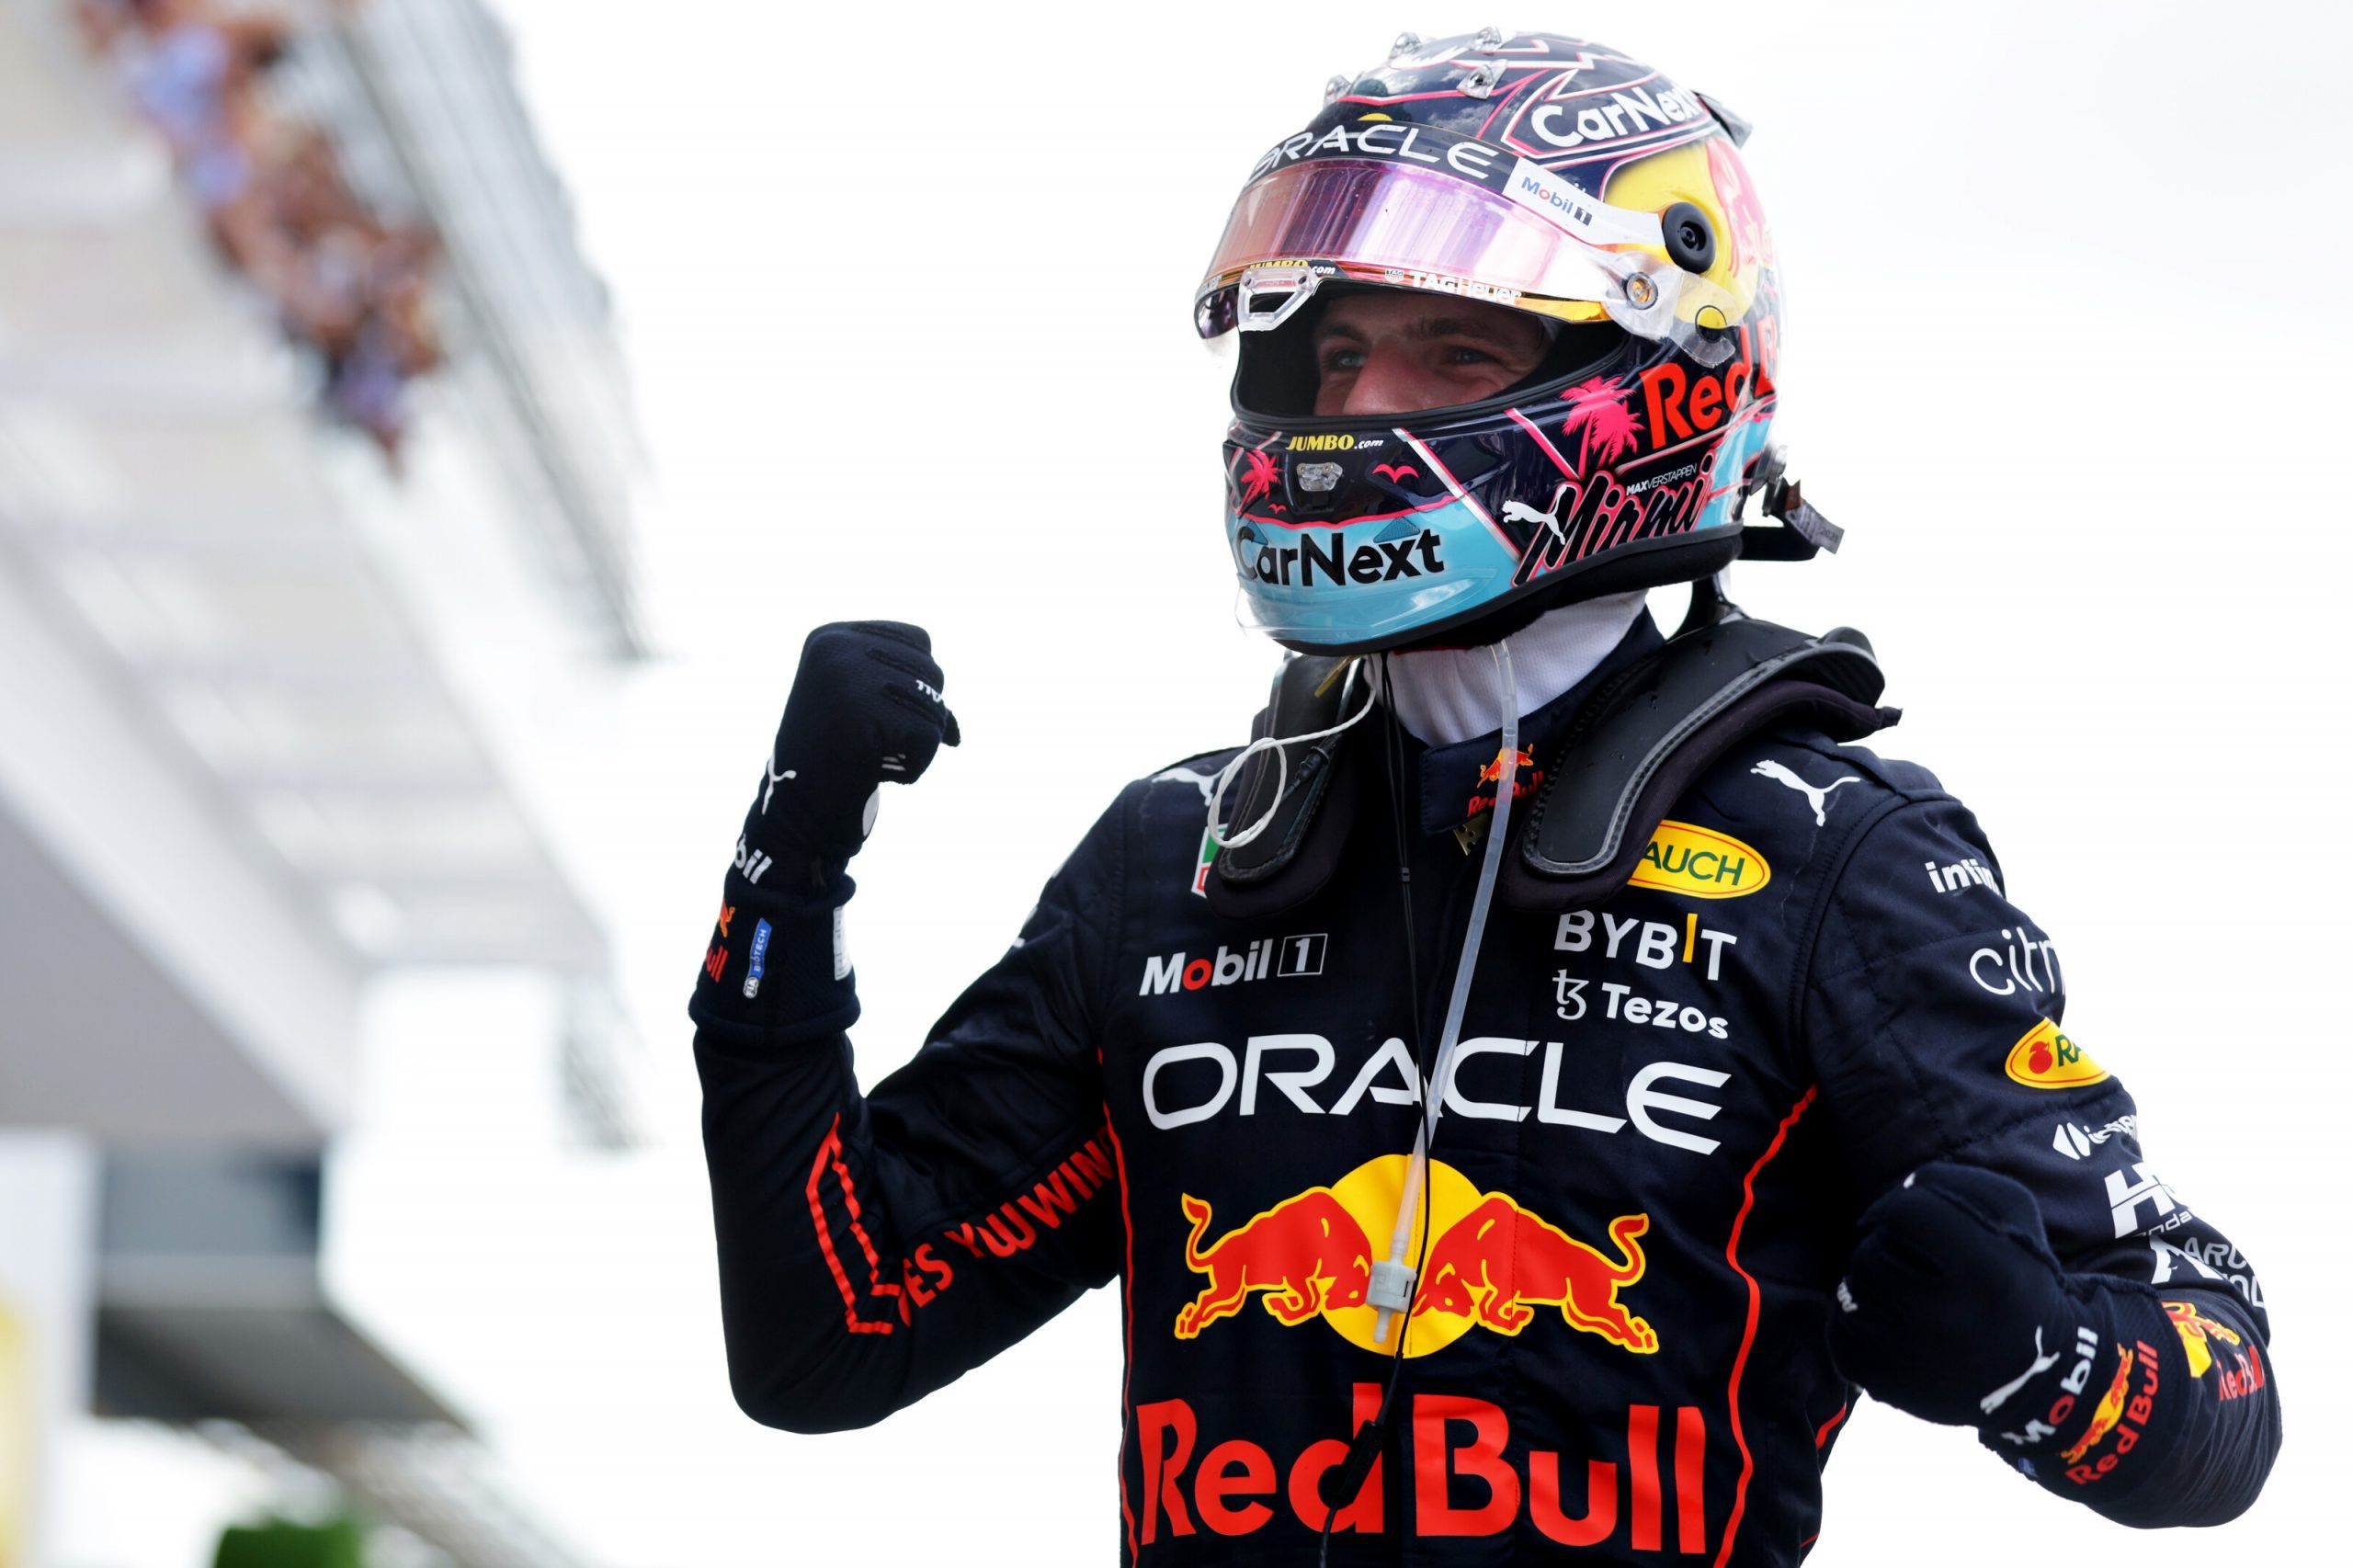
[688,29,2280,1565]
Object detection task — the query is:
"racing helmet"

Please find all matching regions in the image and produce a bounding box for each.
[1197,29,1820,654]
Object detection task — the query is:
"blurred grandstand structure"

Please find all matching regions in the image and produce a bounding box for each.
[73,0,449,464]
[0,0,641,1561]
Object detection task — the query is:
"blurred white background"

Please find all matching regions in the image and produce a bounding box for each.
[20,0,2348,1563]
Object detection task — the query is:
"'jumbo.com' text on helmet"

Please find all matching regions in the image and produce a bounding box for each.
[1197,29,1825,654]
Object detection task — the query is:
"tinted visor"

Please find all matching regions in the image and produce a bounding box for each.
[1195,156,1668,339]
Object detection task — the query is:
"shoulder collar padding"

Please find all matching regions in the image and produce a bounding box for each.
[1203,656,1362,920]
[1207,616,1897,918]
[1499,616,1894,910]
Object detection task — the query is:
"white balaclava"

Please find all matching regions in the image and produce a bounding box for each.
[1379,590,1649,747]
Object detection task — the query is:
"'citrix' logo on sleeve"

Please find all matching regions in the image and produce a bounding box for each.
[1142,935,1327,996]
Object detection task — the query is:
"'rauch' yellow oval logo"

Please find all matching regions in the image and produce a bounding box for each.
[2004,1018,2109,1089]
[1627,821,1771,900]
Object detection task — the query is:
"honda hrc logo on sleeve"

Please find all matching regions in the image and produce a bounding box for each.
[2106,1162,2187,1240]
[1142,935,1328,996]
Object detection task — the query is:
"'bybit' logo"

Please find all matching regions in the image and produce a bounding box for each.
[1627,821,1769,899]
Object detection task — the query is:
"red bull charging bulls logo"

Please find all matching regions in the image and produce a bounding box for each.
[1413,1196,1657,1352]
[1175,1156,1656,1357]
[1174,1188,1370,1336]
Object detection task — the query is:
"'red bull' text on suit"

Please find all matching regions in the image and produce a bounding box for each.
[690,612,2279,1565]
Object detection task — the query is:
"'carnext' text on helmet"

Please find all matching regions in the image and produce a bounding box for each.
[1236,526,1445,587]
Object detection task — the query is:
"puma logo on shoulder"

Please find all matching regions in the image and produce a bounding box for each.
[1153,764,1220,809]
[1751,758,1859,826]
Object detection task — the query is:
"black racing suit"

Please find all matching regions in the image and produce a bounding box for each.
[690,615,2280,1564]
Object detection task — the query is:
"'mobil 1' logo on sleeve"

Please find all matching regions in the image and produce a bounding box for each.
[2004,1017,2109,1089]
[1626,821,1771,899]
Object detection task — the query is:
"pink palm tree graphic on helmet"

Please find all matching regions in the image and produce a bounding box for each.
[1559,376,1643,469]
[1236,448,1279,508]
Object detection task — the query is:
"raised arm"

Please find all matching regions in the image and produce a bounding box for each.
[688,623,1123,1433]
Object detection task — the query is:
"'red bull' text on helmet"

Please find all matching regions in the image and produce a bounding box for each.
[1196,30,1828,654]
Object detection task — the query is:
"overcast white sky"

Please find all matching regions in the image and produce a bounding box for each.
[290,3,2353,1563]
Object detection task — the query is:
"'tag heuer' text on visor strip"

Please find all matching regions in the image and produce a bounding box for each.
[1194,128,1671,337]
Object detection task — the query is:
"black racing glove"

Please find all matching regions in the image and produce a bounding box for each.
[693,621,959,1040]
[745,620,961,866]
[1829,1164,2178,1490]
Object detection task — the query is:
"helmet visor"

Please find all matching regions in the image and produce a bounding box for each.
[1195,155,1673,339]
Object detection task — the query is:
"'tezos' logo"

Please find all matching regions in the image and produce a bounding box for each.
[1141,934,1327,996]
[2004,1018,2109,1090]
[1173,1154,1654,1360]
[1626,821,1769,899]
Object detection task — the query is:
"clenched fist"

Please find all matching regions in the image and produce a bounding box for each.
[1829,1164,2097,1436]
[694,621,960,1031]
[1827,1159,2191,1494]
[741,620,961,872]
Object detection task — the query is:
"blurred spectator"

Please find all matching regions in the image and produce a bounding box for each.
[77,0,444,462]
